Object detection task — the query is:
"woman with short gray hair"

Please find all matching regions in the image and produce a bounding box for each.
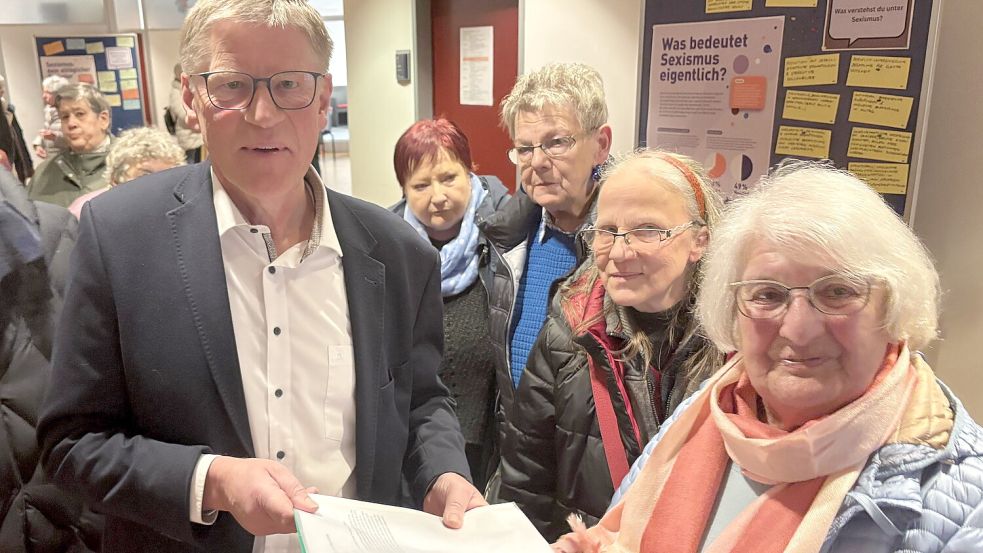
[482,65,614,494]
[554,162,983,553]
[29,83,112,207]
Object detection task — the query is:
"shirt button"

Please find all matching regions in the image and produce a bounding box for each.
[268,266,276,274]
[250,228,258,234]
[276,450,285,460]
[274,388,283,398]
[273,326,281,336]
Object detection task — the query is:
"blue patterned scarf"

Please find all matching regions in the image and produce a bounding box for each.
[403,173,488,297]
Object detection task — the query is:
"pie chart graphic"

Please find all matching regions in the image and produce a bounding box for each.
[706,152,727,180]
[730,154,754,182]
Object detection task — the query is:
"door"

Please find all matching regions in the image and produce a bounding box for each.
[431,0,519,192]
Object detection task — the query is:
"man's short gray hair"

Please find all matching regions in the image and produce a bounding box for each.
[104,126,186,185]
[179,0,333,74]
[697,161,941,352]
[499,62,608,139]
[55,83,112,127]
[42,75,70,93]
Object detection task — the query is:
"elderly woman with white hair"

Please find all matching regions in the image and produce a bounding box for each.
[554,162,983,553]
[29,83,113,207]
[33,74,71,159]
[67,126,186,218]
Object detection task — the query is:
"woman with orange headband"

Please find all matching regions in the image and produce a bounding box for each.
[498,149,725,540]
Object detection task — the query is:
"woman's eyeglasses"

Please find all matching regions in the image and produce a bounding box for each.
[730,275,873,319]
[579,221,697,253]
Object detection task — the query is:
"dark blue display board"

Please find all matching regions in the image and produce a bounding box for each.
[35,34,148,135]
[640,0,937,218]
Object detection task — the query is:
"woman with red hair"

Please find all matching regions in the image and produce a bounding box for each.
[390,118,510,490]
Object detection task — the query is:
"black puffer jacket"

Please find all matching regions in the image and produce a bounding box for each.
[498,273,717,541]
[0,169,99,552]
[477,189,594,433]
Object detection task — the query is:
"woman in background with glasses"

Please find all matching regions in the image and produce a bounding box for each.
[555,162,983,553]
[482,63,612,504]
[499,149,725,541]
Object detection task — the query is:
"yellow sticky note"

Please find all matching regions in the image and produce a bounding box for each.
[105,94,122,107]
[775,126,832,159]
[116,36,135,48]
[118,68,138,80]
[848,127,912,163]
[85,41,105,54]
[99,80,118,93]
[849,162,909,195]
[784,54,840,87]
[120,79,138,91]
[706,0,752,14]
[766,0,817,5]
[43,41,65,56]
[782,90,840,125]
[848,92,914,129]
[846,55,910,90]
[97,70,116,83]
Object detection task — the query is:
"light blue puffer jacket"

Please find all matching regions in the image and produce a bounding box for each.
[610,379,983,553]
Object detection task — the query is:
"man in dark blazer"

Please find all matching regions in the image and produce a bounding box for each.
[37,1,482,551]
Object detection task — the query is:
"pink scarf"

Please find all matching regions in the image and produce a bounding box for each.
[582,344,920,553]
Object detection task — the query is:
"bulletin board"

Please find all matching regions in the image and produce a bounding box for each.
[35,34,150,135]
[638,0,939,218]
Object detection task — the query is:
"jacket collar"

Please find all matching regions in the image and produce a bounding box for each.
[828,376,983,541]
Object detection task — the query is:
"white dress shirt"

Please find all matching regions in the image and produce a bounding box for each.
[190,168,357,553]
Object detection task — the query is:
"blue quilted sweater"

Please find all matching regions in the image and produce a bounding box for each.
[611,378,983,553]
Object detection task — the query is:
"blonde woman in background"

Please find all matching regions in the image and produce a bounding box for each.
[68,126,185,218]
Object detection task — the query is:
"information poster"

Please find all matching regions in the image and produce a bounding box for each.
[640,0,936,217]
[459,26,494,107]
[39,54,97,85]
[646,17,784,198]
[823,0,914,51]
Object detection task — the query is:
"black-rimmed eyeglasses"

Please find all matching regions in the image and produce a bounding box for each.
[191,71,326,111]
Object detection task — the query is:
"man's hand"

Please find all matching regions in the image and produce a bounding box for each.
[203,456,318,536]
[421,472,487,529]
[34,145,47,159]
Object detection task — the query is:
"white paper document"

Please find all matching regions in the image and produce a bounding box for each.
[295,495,552,553]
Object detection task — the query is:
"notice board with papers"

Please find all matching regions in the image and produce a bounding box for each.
[35,34,150,135]
[639,0,941,219]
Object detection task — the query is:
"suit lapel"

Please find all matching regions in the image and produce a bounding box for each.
[327,189,385,497]
[166,162,254,456]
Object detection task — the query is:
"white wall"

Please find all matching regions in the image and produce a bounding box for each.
[520,0,644,157]
[911,0,983,418]
[144,30,182,129]
[342,0,417,207]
